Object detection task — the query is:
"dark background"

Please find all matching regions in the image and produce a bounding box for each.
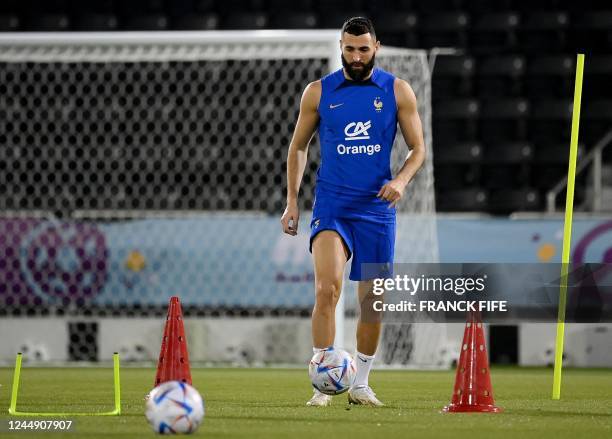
[1,0,611,215]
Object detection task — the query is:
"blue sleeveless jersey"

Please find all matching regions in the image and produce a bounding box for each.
[314,67,398,221]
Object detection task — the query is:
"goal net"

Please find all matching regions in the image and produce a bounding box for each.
[0,31,442,367]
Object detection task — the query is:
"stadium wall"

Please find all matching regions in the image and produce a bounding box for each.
[1,318,611,367]
[2,215,610,311]
[1,215,611,367]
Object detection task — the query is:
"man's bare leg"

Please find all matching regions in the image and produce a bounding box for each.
[311,230,349,348]
[356,280,382,355]
[307,230,349,406]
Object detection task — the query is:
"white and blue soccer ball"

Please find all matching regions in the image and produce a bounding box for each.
[309,347,356,395]
[145,381,205,434]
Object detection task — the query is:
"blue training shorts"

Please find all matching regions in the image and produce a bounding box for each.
[309,216,395,281]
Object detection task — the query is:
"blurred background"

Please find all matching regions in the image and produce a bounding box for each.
[0,0,611,369]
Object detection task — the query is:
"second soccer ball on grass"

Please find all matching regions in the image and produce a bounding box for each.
[145,381,205,434]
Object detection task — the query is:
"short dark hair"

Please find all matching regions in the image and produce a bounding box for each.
[341,16,376,40]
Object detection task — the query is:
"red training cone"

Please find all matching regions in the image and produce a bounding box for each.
[443,311,502,413]
[154,296,192,386]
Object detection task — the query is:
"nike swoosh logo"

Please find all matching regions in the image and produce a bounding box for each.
[329,103,344,109]
[357,356,368,363]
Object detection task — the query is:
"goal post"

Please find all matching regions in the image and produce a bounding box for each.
[0,31,440,367]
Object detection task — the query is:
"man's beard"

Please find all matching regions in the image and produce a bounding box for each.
[341,53,376,81]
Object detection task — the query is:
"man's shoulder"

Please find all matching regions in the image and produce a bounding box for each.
[303,80,322,98]
[301,80,322,110]
[392,77,411,89]
[392,77,414,91]
[393,78,417,109]
[305,80,322,91]
[320,69,345,91]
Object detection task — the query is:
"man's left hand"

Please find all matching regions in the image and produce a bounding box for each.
[377,179,407,208]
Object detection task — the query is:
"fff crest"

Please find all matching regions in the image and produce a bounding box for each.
[373,97,383,112]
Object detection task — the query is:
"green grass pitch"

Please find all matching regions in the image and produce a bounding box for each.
[0,367,611,438]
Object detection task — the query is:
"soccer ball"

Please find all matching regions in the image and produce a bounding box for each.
[145,381,205,434]
[309,347,356,395]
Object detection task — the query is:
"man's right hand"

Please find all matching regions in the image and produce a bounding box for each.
[281,202,300,236]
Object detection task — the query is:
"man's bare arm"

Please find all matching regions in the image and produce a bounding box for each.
[394,78,426,185]
[281,81,321,235]
[377,78,426,207]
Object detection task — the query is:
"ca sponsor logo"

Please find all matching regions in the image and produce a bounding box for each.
[344,120,371,141]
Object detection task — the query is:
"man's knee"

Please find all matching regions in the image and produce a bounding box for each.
[315,279,342,310]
